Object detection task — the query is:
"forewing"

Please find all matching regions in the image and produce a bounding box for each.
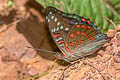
[45,6,79,56]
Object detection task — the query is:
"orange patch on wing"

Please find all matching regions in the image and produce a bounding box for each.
[82,18,86,22]
[87,20,90,24]
[70,33,74,38]
[85,34,88,37]
[81,32,85,36]
[58,41,64,44]
[73,41,76,44]
[54,34,60,37]
[66,48,71,54]
[77,31,80,35]
[88,26,91,29]
[76,24,80,28]
[79,40,84,43]
[76,45,80,47]
[89,36,92,38]
[91,38,95,40]
[69,42,73,46]
[82,25,86,28]
[65,41,71,54]
[65,41,68,47]
[89,36,95,40]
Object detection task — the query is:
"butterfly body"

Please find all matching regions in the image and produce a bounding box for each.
[45,6,110,63]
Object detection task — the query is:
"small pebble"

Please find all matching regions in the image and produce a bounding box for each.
[90,67,96,73]
[116,32,120,41]
[96,64,105,72]
[113,55,120,63]
[0,42,4,49]
[107,29,115,37]
[114,63,120,70]
[28,67,38,76]
[105,46,113,55]
[116,72,120,80]
[101,54,111,63]
[108,66,116,76]
[97,50,105,57]
[115,25,120,31]
[117,52,120,56]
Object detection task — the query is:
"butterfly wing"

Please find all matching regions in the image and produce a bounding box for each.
[45,6,110,62]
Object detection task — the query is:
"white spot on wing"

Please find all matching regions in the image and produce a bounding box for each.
[51,29,54,32]
[57,22,60,26]
[59,43,64,47]
[49,12,52,14]
[65,27,69,31]
[46,16,48,20]
[51,16,54,19]
[54,18,57,22]
[48,19,50,22]
[56,27,59,31]
[56,37,62,41]
[53,27,56,32]
[60,25,64,29]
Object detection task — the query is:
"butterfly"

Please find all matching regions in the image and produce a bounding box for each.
[45,6,111,63]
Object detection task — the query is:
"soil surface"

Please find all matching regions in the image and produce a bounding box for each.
[0,0,120,80]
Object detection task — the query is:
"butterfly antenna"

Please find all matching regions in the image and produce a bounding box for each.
[103,16,117,34]
[26,46,56,54]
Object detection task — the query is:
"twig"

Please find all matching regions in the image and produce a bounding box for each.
[103,16,116,28]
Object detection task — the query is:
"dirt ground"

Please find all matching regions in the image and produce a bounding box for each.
[0,0,120,80]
